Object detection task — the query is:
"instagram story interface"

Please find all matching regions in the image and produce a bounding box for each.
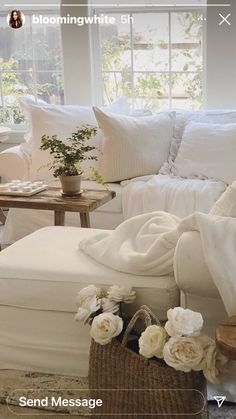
[0,0,236,417]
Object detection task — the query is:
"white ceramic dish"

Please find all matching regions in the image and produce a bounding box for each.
[0,181,48,197]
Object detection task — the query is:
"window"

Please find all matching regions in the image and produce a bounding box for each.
[0,10,64,127]
[97,9,204,110]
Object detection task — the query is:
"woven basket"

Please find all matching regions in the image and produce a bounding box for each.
[89,305,208,419]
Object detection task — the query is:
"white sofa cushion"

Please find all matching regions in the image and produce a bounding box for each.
[0,227,179,316]
[173,122,236,184]
[94,107,175,182]
[121,174,226,220]
[19,97,130,182]
[0,226,179,317]
[0,226,179,376]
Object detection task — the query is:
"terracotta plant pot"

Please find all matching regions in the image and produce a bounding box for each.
[59,174,82,196]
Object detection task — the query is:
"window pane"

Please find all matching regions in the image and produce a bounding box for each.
[102,71,132,105]
[134,72,170,111]
[100,14,131,72]
[171,12,203,72]
[99,10,204,110]
[1,72,34,125]
[171,72,203,109]
[133,13,169,72]
[36,71,64,104]
[0,15,33,72]
[32,17,63,73]
[0,11,64,127]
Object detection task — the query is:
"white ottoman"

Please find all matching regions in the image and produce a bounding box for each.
[0,226,179,376]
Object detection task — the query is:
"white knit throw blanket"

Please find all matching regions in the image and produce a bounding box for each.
[79,209,236,317]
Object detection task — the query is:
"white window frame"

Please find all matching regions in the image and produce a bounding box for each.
[90,5,206,108]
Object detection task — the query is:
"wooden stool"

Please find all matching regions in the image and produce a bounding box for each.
[216,316,236,360]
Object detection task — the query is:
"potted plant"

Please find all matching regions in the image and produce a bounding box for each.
[40,125,104,195]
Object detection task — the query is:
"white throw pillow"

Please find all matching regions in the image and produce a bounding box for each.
[19,97,130,181]
[161,109,236,177]
[173,122,236,184]
[94,107,175,182]
[174,109,236,140]
[189,109,236,125]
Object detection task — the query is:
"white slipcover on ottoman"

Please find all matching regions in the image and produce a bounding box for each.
[0,226,179,376]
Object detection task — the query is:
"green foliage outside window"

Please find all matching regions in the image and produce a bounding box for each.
[101,11,203,111]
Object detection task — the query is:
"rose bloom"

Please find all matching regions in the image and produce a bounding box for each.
[90,312,123,345]
[139,325,167,359]
[101,297,119,314]
[165,307,203,338]
[199,335,229,383]
[75,285,101,308]
[107,285,136,304]
[75,285,101,323]
[75,307,93,323]
[163,336,204,372]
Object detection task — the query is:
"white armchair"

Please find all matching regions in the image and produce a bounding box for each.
[0,145,29,182]
[174,231,236,402]
[174,230,227,337]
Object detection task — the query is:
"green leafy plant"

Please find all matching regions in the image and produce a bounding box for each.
[90,167,110,190]
[40,125,99,178]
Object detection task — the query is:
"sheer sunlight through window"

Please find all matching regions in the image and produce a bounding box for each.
[0,10,64,127]
[98,9,204,110]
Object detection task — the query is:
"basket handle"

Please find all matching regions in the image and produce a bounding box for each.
[121,305,161,347]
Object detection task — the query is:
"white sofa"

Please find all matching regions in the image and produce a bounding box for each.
[0,224,235,401]
[3,105,236,244]
[0,104,236,400]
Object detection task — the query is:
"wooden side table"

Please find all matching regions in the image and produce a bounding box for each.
[216,316,236,360]
[0,187,116,228]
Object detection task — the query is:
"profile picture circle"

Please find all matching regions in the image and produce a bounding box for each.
[7,10,25,29]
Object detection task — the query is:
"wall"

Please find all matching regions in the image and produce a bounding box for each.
[61,0,94,105]
[206,0,236,108]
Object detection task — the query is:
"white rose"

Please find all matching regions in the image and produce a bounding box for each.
[139,325,167,359]
[199,335,229,384]
[75,285,101,308]
[75,285,101,323]
[107,285,136,304]
[101,297,119,314]
[163,336,204,373]
[165,307,203,337]
[75,295,100,323]
[90,313,123,345]
[74,307,91,323]
[198,334,215,350]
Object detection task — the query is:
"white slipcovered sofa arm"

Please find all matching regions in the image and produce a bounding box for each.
[174,231,220,299]
[0,145,30,182]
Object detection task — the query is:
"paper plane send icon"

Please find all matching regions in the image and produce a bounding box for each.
[214,396,226,408]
